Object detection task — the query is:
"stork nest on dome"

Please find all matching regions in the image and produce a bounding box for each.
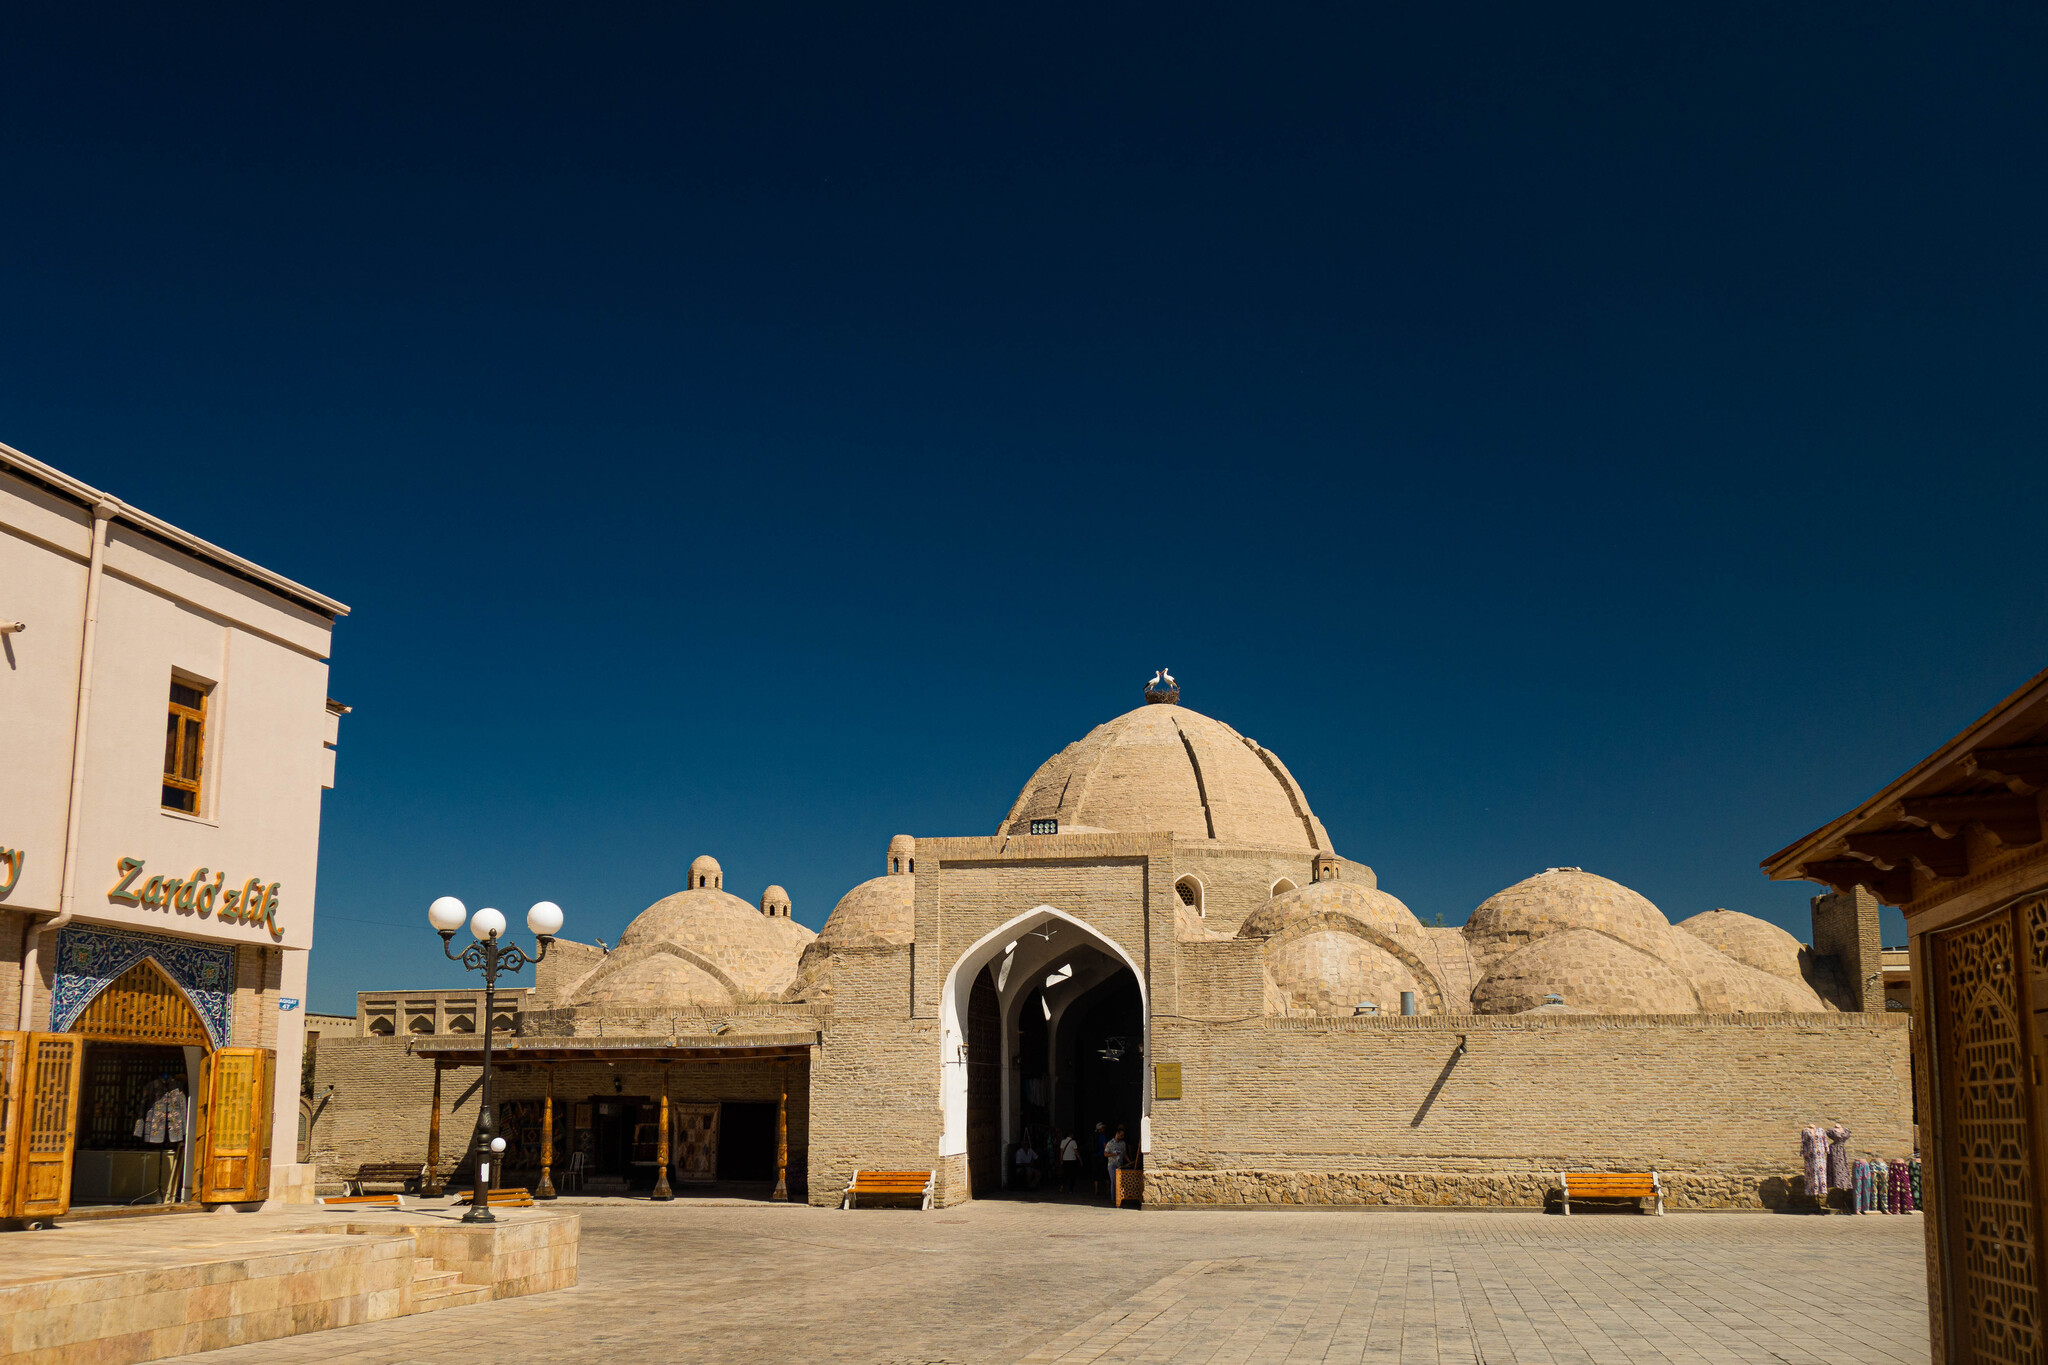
[1144,667,1180,705]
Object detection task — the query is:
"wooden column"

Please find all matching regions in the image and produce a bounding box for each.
[423,1061,445,1196]
[536,1065,557,1200]
[772,1061,789,1202]
[652,1065,674,1201]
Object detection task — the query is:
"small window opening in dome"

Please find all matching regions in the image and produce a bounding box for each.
[1030,819,1058,835]
[1544,993,1565,1006]
[892,859,900,873]
[908,859,914,872]
[1270,878,1297,898]
[1175,876,1204,916]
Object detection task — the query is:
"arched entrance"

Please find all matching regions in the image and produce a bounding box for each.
[64,958,213,1209]
[939,906,1146,1197]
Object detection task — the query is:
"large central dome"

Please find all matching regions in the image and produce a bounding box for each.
[999,699,1330,849]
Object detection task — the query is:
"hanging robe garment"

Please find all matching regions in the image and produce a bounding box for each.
[1872,1159,1890,1213]
[1825,1125,1852,1190]
[132,1076,189,1144]
[1854,1160,1873,1213]
[1801,1125,1828,1201]
[1910,1157,1924,1210]
[1891,1160,1914,1213]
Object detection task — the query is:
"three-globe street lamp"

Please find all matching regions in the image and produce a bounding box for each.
[427,895,562,1223]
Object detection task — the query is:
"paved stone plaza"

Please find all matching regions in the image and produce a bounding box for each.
[179,1199,1930,1365]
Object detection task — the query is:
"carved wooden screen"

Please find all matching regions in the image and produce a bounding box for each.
[74,959,211,1047]
[16,1034,84,1218]
[0,1032,23,1217]
[198,1046,274,1203]
[967,965,1001,1195]
[1934,909,2046,1364]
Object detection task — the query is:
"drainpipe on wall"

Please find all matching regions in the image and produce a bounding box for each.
[18,502,115,1031]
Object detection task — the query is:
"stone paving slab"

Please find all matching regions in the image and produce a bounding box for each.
[174,1202,1931,1365]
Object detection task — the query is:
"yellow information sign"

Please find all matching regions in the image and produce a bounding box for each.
[1155,1062,1182,1100]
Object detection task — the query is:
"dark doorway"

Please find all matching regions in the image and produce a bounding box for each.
[717,1102,777,1181]
[1064,974,1143,1157]
[966,964,1001,1194]
[71,1042,191,1206]
[590,1096,650,1177]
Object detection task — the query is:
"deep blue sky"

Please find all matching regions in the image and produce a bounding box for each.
[5,3,2044,1013]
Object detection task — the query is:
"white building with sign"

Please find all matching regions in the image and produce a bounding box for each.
[0,441,347,1216]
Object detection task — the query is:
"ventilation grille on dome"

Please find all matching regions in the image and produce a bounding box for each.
[1175,881,1198,907]
[1030,819,1059,835]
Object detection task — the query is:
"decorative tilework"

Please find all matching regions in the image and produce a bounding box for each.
[51,925,233,1047]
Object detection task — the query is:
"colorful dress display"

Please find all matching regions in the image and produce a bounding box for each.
[1825,1125,1852,1190]
[1910,1156,1923,1210]
[1801,1125,1828,1201]
[1853,1159,1873,1213]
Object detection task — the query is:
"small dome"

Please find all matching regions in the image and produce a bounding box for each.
[760,885,791,919]
[688,854,723,891]
[576,952,736,1009]
[783,870,917,1004]
[999,702,1330,849]
[1265,931,1427,1017]
[887,835,915,875]
[1661,927,1827,1013]
[1471,930,1698,1015]
[1464,868,1674,964]
[1239,880,1425,941]
[1674,909,1807,983]
[815,873,914,948]
[594,884,815,1003]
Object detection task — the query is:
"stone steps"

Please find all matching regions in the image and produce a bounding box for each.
[411,1257,493,1313]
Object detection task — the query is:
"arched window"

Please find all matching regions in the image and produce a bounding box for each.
[1174,876,1205,917]
[1270,878,1297,898]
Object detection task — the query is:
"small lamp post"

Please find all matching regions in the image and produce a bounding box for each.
[429,895,561,1223]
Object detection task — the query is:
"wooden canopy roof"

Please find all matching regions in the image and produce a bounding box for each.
[1763,664,2048,912]
[412,1032,819,1065]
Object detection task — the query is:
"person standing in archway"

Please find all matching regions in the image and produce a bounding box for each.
[1104,1126,1130,1203]
[1091,1122,1109,1197]
[1059,1129,1081,1193]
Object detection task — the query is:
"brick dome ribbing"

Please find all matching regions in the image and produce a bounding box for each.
[999,702,1330,848]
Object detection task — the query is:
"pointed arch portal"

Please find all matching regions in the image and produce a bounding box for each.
[939,906,1148,1192]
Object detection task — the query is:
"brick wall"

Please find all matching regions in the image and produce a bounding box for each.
[230,943,280,1046]
[1149,1011,1911,1208]
[0,908,24,1027]
[805,944,942,1205]
[1812,887,1886,1012]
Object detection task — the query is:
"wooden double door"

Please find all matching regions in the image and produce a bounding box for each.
[1928,896,2048,1364]
[0,960,277,1218]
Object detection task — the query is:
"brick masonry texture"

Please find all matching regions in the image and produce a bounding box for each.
[1149,1012,1910,1208]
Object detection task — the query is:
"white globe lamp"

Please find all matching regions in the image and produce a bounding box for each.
[427,896,467,934]
[470,906,507,941]
[526,900,564,938]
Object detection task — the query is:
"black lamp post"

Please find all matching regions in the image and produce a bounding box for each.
[428,896,562,1224]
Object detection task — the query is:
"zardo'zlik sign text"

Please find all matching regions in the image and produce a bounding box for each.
[107,856,284,939]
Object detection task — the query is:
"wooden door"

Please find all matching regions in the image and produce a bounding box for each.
[0,1031,25,1217]
[15,1034,84,1218]
[1932,907,2047,1364]
[199,1046,275,1203]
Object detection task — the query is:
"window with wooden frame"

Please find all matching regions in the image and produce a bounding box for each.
[162,677,209,813]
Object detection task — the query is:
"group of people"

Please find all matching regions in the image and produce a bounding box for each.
[1010,1121,1131,1199]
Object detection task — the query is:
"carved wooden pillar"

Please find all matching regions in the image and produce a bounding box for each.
[536,1065,557,1200]
[772,1060,789,1202]
[652,1064,674,1201]
[423,1061,445,1196]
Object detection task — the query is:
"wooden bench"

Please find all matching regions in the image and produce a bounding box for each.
[346,1161,427,1196]
[319,1193,406,1209]
[1560,1170,1663,1216]
[453,1187,536,1208]
[842,1169,935,1210]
